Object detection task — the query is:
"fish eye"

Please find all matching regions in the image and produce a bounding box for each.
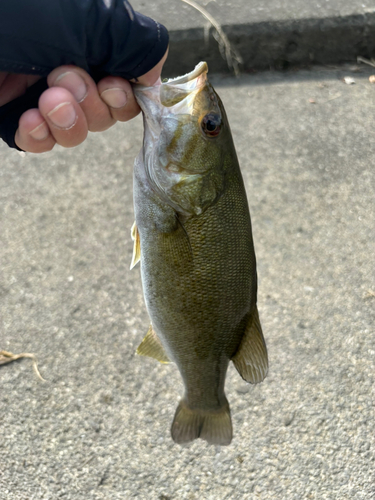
[200,113,222,137]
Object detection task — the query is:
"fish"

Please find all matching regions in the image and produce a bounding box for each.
[131,62,268,446]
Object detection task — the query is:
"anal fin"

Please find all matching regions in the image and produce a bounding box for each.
[136,324,170,364]
[232,306,268,384]
[130,221,141,270]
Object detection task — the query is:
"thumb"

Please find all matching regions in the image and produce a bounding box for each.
[134,47,169,86]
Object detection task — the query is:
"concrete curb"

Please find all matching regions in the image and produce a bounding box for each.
[163,13,375,76]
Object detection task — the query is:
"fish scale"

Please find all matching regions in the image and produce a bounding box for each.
[131,62,268,445]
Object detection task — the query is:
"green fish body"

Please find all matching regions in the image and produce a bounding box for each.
[132,63,268,445]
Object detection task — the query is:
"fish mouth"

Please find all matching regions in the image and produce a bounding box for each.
[134,62,209,110]
[160,62,208,107]
[164,61,208,86]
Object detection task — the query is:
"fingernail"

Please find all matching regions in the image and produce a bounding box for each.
[29,121,49,141]
[53,71,87,102]
[47,102,77,129]
[100,88,127,108]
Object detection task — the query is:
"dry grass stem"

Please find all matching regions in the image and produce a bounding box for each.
[181,0,243,76]
[325,93,342,103]
[357,56,375,68]
[0,350,46,381]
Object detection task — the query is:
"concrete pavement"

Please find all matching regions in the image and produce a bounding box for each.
[0,65,374,499]
[132,0,375,75]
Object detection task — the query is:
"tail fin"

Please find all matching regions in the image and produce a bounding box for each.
[171,400,232,446]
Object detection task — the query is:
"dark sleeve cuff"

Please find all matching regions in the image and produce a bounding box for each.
[0,0,169,80]
[0,78,48,150]
[84,5,169,81]
[100,14,169,79]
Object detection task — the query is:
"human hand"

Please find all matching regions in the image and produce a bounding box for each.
[0,49,167,153]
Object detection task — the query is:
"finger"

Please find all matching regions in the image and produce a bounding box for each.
[133,47,169,86]
[47,66,116,132]
[15,108,56,153]
[38,87,88,148]
[97,77,140,122]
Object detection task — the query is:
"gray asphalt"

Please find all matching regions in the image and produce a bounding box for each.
[132,0,375,75]
[1,65,374,499]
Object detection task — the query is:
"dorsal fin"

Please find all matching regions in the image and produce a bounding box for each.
[231,306,268,384]
[130,221,141,269]
[136,324,170,364]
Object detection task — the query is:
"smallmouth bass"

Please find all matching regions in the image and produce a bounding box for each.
[131,62,268,445]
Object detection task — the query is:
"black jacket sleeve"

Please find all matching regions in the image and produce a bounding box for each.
[0,0,169,149]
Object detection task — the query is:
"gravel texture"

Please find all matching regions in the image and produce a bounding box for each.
[0,66,374,499]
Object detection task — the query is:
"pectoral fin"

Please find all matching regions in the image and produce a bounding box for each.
[136,324,170,364]
[232,307,268,383]
[130,221,141,269]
